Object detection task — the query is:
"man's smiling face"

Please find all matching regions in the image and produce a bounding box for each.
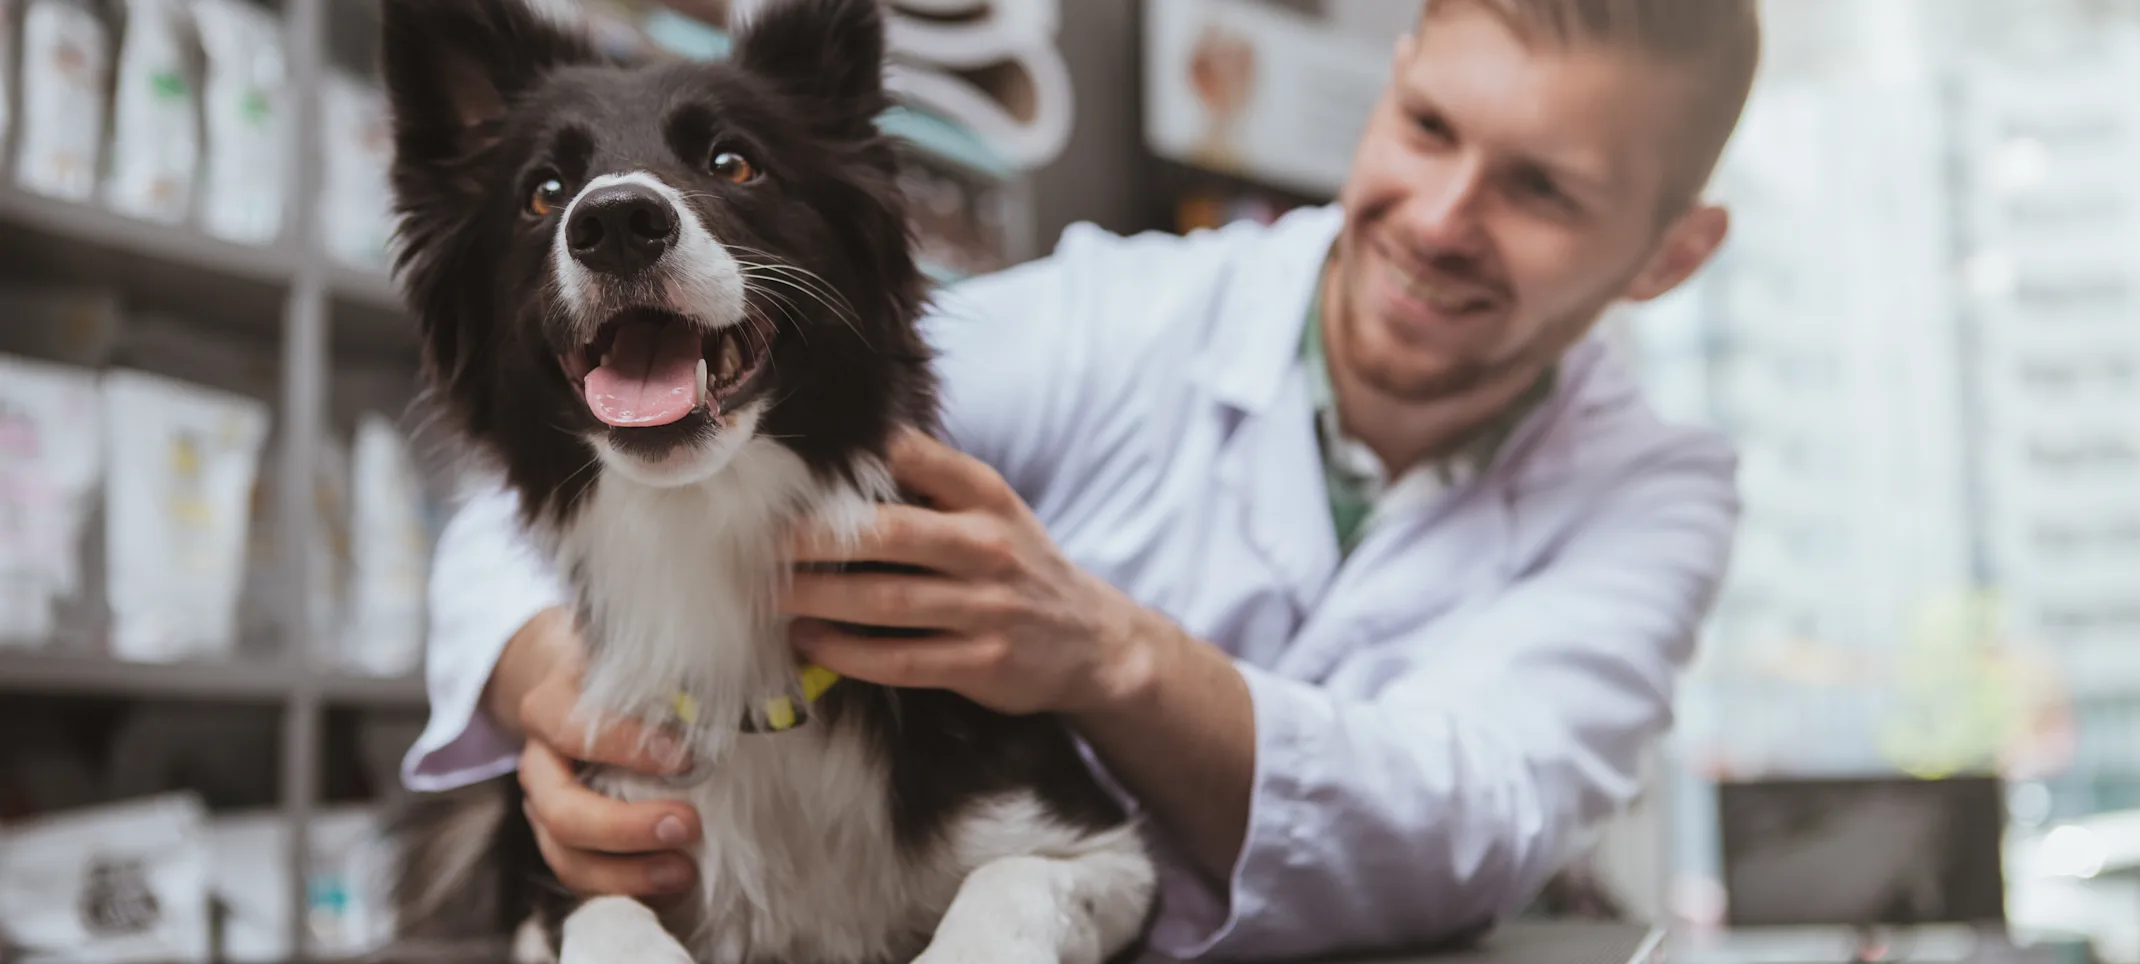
[1329,2,1732,401]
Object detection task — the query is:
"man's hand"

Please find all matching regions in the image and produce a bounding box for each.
[783,429,1256,875]
[783,429,1157,718]
[484,608,704,896]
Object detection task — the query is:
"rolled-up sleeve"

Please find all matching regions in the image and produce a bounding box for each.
[400,483,569,792]
[1153,435,1740,961]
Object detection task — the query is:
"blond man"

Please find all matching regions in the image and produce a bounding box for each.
[408,0,1761,957]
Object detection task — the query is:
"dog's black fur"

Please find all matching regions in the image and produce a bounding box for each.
[378,0,1146,959]
[384,0,935,519]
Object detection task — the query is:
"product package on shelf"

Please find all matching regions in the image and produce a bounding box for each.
[14,0,111,202]
[340,414,429,678]
[203,807,396,962]
[240,431,348,660]
[103,0,201,224]
[190,0,284,245]
[0,793,214,964]
[321,70,394,269]
[0,354,103,646]
[100,369,271,664]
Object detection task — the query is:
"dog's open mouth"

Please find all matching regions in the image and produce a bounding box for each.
[559,308,767,428]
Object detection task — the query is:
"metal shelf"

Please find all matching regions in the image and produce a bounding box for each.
[0,184,300,288]
[0,651,426,707]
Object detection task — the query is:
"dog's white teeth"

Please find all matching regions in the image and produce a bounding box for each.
[600,352,613,369]
[695,357,709,408]
[718,334,743,382]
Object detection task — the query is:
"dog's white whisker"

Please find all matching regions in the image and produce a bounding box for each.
[744,272,864,340]
[743,281,814,347]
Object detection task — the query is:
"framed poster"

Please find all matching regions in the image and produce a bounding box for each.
[1143,0,1413,198]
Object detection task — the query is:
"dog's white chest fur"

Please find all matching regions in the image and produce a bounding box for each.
[545,441,1154,964]
[601,732,960,963]
[555,434,874,749]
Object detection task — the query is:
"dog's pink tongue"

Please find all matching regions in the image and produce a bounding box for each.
[584,318,701,427]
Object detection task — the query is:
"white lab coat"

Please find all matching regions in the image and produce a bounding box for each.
[403,203,1741,961]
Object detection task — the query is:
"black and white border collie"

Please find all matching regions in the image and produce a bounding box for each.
[376,0,1157,961]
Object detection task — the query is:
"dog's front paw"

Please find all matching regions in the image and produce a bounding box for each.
[558,897,696,964]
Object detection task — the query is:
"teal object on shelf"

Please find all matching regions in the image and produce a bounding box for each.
[635,10,1014,183]
[877,106,1015,181]
[643,8,733,60]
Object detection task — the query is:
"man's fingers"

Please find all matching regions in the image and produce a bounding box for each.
[519,741,702,856]
[790,504,985,572]
[529,813,697,897]
[782,571,1000,630]
[519,671,691,774]
[792,622,999,692]
[884,428,1018,514]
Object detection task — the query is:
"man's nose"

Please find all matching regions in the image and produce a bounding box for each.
[1402,155,1491,255]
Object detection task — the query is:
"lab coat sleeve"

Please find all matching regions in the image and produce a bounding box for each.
[1157,433,1740,961]
[399,483,570,792]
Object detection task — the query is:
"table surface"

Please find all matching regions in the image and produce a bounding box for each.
[1365,921,1665,964]
[1140,920,1664,964]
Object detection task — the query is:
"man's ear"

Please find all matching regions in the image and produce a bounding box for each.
[733,0,888,133]
[379,0,595,176]
[1624,203,1730,302]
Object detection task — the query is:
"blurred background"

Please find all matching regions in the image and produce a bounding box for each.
[1,0,2138,961]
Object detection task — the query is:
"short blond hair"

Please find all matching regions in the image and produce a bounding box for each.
[1423,0,1761,214]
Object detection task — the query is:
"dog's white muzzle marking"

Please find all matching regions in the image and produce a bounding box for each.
[551,170,750,334]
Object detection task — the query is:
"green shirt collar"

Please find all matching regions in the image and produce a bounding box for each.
[1300,276,1555,554]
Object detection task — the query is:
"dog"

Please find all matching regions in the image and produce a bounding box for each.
[375,0,1159,961]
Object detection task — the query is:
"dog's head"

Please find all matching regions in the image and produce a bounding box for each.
[382,0,933,515]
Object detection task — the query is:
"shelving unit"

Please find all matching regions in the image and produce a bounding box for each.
[0,1,1037,960]
[0,0,430,957]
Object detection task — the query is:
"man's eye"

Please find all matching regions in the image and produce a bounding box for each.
[1515,169,1560,199]
[1510,168,1576,213]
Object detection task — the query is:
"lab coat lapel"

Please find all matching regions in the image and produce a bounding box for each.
[1213,373,1340,618]
[1196,206,1348,618]
[1267,341,1597,685]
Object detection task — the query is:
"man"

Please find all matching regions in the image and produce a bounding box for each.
[404,0,1758,958]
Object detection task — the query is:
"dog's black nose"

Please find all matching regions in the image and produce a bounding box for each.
[566,183,679,275]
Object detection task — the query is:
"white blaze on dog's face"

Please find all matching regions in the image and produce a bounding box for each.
[546,170,767,487]
[382,0,938,521]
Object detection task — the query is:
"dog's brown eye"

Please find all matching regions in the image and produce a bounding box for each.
[711,152,758,184]
[528,177,567,217]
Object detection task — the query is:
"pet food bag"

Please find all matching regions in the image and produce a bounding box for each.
[14,0,110,202]
[205,807,396,963]
[101,369,271,663]
[191,0,284,244]
[241,431,347,655]
[104,0,201,223]
[203,812,288,963]
[0,354,103,645]
[0,794,214,964]
[340,413,429,677]
[321,71,396,269]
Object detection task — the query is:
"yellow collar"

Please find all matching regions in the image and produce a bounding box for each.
[669,663,842,734]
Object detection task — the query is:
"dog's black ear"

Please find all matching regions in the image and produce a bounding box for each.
[734,0,887,129]
[379,0,595,175]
